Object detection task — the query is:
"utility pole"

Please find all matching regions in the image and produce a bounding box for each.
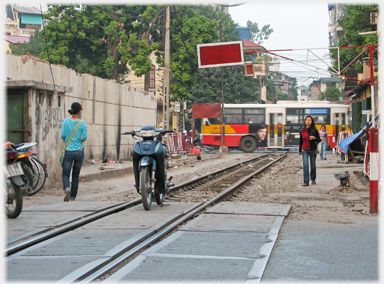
[219,21,228,154]
[162,5,170,135]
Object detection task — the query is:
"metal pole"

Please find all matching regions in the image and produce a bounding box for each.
[369,46,375,128]
[163,5,170,135]
[220,21,225,149]
[368,46,378,213]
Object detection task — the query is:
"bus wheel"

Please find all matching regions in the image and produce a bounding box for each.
[240,136,257,153]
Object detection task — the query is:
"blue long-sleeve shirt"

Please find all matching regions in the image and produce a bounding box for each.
[61,118,87,151]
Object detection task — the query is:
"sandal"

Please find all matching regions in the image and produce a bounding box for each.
[312,181,316,185]
[302,184,308,186]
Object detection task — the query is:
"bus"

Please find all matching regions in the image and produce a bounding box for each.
[197,101,352,152]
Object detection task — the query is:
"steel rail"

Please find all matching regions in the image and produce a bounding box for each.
[78,154,287,282]
[6,154,266,256]
[6,199,141,256]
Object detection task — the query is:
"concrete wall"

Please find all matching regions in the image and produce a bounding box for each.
[5,53,157,188]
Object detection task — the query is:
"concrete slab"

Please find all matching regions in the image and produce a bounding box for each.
[180,213,280,233]
[7,256,105,282]
[19,229,143,256]
[113,254,255,281]
[152,231,269,258]
[84,202,202,230]
[206,202,291,216]
[107,202,288,282]
[6,202,204,282]
[6,201,120,243]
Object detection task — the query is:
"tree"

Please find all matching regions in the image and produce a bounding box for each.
[9,27,45,57]
[321,84,342,101]
[247,21,273,44]
[330,4,378,72]
[40,4,162,80]
[166,5,218,101]
[188,6,272,105]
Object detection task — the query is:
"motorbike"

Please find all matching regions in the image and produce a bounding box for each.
[122,126,175,210]
[14,142,47,195]
[4,143,34,218]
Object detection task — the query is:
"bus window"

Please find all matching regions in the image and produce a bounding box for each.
[286,108,303,124]
[225,108,243,123]
[208,118,221,124]
[312,114,329,124]
[244,108,265,124]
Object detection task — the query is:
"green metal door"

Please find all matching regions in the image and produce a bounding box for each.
[7,89,30,143]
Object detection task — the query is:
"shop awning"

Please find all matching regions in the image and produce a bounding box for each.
[20,14,43,25]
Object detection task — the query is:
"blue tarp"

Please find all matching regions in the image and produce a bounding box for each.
[338,114,379,154]
[338,127,366,154]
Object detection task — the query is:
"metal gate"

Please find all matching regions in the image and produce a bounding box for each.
[6,89,30,143]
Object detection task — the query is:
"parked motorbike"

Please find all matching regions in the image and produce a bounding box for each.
[4,144,33,218]
[122,126,175,210]
[14,142,47,195]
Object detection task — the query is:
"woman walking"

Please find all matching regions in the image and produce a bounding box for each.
[299,115,321,186]
[319,125,329,160]
[61,102,87,201]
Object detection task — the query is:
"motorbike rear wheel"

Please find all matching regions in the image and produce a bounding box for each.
[20,163,34,195]
[140,166,152,211]
[5,180,23,218]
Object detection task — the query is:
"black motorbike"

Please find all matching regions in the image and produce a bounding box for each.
[4,143,33,218]
[122,126,175,210]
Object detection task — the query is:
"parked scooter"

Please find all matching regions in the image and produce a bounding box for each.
[14,142,48,195]
[122,126,175,210]
[4,144,33,218]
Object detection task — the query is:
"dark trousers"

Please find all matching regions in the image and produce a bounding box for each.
[302,149,316,184]
[62,149,84,199]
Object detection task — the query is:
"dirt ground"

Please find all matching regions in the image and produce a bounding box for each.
[23,152,377,226]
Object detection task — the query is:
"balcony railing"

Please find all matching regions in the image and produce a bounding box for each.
[18,29,36,36]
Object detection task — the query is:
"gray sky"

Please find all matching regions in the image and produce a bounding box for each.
[229,3,333,87]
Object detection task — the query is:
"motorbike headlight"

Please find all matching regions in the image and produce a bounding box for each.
[140,130,156,137]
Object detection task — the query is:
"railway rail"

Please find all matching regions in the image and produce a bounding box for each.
[6,153,287,282]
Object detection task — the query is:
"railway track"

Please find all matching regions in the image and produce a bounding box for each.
[6,153,287,282]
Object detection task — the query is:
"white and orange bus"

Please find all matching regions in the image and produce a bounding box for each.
[196,101,352,152]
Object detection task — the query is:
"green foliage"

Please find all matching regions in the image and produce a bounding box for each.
[9,27,45,57]
[187,6,273,105]
[40,4,162,80]
[330,4,378,72]
[320,83,342,101]
[247,21,273,44]
[166,5,218,100]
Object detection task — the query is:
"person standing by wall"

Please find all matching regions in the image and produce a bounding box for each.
[61,102,87,201]
[299,115,321,186]
[318,125,329,160]
[193,129,201,146]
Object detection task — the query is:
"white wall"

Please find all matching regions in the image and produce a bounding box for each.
[5,53,157,188]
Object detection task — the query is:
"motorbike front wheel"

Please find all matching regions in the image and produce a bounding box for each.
[155,192,164,206]
[202,146,212,153]
[140,166,152,211]
[5,180,23,218]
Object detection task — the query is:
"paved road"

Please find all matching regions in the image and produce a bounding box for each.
[262,219,378,281]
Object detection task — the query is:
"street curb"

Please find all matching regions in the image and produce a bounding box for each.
[80,167,134,182]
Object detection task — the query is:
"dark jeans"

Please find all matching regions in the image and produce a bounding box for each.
[302,149,316,184]
[62,149,84,199]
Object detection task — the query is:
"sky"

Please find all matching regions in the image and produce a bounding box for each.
[21,1,373,87]
[228,3,335,87]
